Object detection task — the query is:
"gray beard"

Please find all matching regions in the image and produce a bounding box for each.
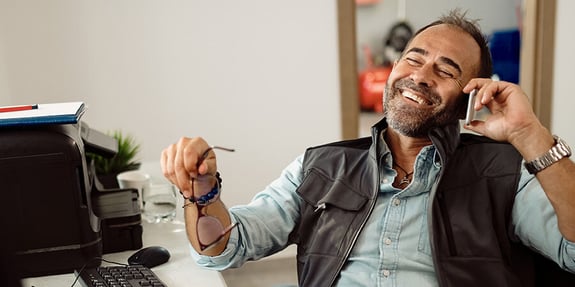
[383,81,464,137]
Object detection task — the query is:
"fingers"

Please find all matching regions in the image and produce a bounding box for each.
[464,79,498,109]
[462,78,540,143]
[161,137,214,197]
[466,79,532,110]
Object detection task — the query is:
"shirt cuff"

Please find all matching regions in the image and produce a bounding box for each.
[564,238,575,271]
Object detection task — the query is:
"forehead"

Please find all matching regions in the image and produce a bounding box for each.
[406,24,481,77]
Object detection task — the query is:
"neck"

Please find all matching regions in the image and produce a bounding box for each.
[384,127,431,169]
[385,128,430,189]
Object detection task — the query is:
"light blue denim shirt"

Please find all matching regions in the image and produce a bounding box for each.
[192,135,575,286]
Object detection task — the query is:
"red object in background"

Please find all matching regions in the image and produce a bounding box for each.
[358,46,391,112]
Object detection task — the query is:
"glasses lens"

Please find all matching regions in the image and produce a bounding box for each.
[197,215,225,246]
[192,173,218,196]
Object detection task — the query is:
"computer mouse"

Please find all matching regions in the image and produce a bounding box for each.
[127,246,171,268]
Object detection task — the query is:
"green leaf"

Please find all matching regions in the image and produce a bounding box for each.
[86,130,141,175]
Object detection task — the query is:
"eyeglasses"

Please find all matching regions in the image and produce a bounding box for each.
[182,146,236,251]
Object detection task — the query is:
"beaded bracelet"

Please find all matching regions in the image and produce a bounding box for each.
[190,184,219,206]
[181,172,223,207]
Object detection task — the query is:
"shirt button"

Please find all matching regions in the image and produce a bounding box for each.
[383,269,390,277]
[384,237,392,245]
[393,198,401,206]
[382,178,389,184]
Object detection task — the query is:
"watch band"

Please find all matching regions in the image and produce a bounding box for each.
[524,135,572,174]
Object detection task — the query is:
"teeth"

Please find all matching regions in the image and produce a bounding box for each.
[402,90,426,105]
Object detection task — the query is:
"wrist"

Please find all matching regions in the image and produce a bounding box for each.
[524,135,572,174]
[191,183,220,206]
[508,124,554,160]
[181,172,223,207]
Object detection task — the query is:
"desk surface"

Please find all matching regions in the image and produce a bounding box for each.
[22,219,228,287]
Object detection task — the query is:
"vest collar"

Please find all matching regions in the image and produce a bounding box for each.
[370,117,461,165]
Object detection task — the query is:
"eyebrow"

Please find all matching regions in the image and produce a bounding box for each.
[405,47,463,77]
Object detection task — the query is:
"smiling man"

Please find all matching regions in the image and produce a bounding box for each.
[384,20,481,139]
[161,10,575,287]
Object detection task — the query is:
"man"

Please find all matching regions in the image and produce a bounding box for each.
[161,10,575,287]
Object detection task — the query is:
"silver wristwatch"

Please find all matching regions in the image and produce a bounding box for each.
[524,135,572,174]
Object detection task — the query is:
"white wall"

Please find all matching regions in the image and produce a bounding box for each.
[552,0,575,147]
[0,1,340,206]
[0,28,10,103]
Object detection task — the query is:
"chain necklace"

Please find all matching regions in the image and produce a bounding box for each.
[394,162,414,186]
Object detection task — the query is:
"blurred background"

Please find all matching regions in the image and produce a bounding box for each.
[356,0,521,114]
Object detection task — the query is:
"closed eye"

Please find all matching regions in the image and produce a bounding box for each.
[405,57,422,66]
[437,69,454,78]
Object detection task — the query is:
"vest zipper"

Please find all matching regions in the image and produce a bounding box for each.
[326,165,380,286]
[314,202,327,213]
[428,154,447,287]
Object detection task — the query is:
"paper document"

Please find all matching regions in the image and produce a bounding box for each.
[0,102,86,127]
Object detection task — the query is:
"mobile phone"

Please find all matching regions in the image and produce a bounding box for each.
[465,89,478,125]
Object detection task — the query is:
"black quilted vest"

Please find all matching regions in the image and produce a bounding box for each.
[288,119,574,287]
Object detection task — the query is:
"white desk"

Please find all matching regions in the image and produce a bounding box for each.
[21,219,228,287]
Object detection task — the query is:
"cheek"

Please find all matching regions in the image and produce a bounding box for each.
[387,61,416,83]
[386,69,405,87]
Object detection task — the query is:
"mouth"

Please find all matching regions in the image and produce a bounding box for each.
[401,89,433,106]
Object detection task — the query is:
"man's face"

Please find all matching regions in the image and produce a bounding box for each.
[383,24,481,137]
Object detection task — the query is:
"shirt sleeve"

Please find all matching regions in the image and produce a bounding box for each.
[191,154,305,270]
[513,162,575,272]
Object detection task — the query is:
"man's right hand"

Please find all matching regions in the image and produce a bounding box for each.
[160,137,218,199]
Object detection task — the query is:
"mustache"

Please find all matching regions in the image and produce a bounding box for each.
[392,79,441,104]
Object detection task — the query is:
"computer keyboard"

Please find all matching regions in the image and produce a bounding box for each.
[75,264,166,287]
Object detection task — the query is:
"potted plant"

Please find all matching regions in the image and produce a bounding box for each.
[87,130,141,189]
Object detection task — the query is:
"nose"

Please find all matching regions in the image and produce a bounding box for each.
[409,63,434,88]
